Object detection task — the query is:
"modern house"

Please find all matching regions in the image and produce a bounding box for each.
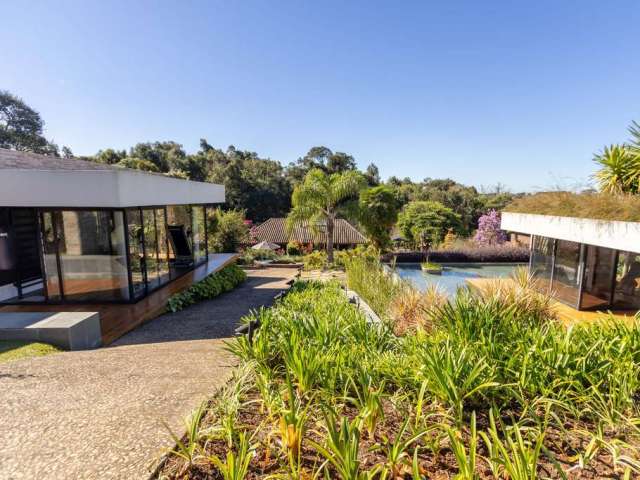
[501,210,640,312]
[252,217,367,249]
[0,148,234,346]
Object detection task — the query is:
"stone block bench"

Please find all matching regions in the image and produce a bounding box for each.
[0,312,101,350]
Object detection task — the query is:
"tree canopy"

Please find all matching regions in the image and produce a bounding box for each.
[358,185,400,249]
[0,90,59,155]
[397,200,462,248]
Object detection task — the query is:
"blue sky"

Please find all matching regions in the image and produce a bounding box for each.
[2,0,639,191]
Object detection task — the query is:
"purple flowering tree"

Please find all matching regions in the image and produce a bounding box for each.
[474,210,507,246]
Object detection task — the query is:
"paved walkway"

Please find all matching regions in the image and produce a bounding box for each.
[0,267,298,480]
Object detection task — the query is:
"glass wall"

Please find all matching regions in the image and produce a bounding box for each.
[192,206,207,264]
[614,251,640,310]
[9,203,217,304]
[55,210,129,302]
[552,240,582,307]
[206,207,218,254]
[155,208,171,285]
[41,211,62,301]
[126,208,146,299]
[530,236,554,293]
[166,205,193,263]
[581,246,616,310]
[142,209,160,291]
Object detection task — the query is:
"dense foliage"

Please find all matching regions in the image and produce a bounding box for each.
[0,90,61,155]
[397,200,462,247]
[166,264,246,312]
[208,209,250,253]
[161,277,640,478]
[358,185,401,249]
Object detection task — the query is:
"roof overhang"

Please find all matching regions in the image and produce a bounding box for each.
[501,212,640,253]
[0,169,225,208]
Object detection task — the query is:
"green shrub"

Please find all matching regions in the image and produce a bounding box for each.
[333,244,380,268]
[302,250,327,270]
[286,240,303,256]
[166,264,247,312]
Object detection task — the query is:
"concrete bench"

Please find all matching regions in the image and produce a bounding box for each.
[0,312,102,350]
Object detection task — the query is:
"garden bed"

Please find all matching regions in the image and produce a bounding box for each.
[156,277,639,479]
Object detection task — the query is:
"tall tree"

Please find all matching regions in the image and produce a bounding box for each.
[364,163,381,186]
[207,146,292,222]
[397,200,462,248]
[358,185,399,249]
[0,90,59,155]
[286,146,357,184]
[287,169,365,262]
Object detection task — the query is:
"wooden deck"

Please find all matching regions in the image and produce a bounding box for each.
[465,277,637,326]
[0,253,238,345]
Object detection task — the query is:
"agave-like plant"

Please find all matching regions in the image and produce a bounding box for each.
[593,144,640,194]
[592,121,640,194]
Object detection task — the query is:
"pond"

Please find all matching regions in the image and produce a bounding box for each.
[393,263,525,297]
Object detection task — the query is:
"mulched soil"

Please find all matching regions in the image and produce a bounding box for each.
[157,387,637,479]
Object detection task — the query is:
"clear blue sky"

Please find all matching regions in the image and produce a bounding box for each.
[2,0,639,191]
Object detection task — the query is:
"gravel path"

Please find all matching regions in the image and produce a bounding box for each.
[0,267,298,480]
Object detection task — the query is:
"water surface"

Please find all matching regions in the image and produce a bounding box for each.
[393,263,524,297]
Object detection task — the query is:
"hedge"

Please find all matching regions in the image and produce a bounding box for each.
[166,263,247,312]
[382,245,530,263]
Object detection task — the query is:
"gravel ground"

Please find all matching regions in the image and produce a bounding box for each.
[0,267,298,480]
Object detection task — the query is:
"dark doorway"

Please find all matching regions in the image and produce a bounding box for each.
[0,208,45,302]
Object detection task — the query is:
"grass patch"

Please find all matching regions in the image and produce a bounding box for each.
[0,340,61,364]
[504,191,640,222]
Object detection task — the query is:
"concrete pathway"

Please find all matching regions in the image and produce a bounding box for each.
[0,267,298,480]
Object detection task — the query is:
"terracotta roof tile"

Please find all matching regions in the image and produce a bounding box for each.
[253,218,367,245]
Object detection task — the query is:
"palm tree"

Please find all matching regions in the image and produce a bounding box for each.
[593,121,640,194]
[287,169,365,263]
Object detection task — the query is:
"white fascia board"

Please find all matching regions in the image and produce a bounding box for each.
[501,212,640,253]
[0,169,225,207]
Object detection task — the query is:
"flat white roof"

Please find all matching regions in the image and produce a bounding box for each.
[502,211,640,253]
[0,149,224,208]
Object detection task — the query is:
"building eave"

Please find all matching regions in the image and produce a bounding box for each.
[501,211,640,253]
[0,169,225,207]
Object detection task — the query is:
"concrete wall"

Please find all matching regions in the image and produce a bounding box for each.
[502,212,640,253]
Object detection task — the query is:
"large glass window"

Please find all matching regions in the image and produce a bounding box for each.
[530,236,554,293]
[192,206,207,263]
[155,208,171,285]
[126,209,146,299]
[41,212,62,301]
[206,207,218,254]
[166,205,193,263]
[614,251,640,310]
[142,209,160,291]
[552,240,582,307]
[581,246,616,310]
[55,210,129,302]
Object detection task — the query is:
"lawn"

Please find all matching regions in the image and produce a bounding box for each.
[0,340,61,364]
[157,259,640,479]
